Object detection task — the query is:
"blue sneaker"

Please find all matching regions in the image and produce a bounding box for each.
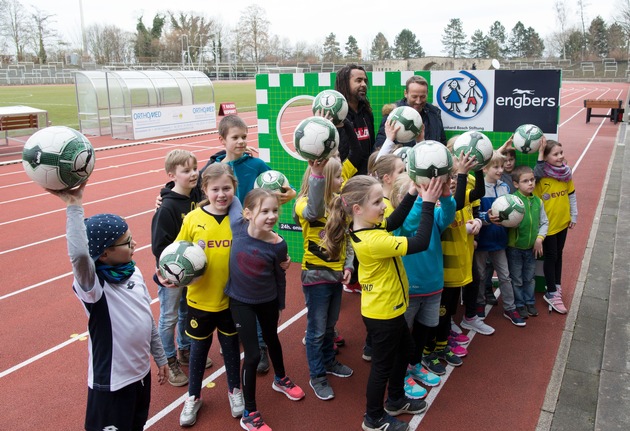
[384,396,428,416]
[362,413,408,431]
[407,364,440,387]
[503,309,526,327]
[404,375,427,399]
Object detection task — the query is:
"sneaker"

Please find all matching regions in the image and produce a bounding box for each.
[461,315,495,335]
[167,357,189,387]
[527,304,539,317]
[309,376,334,400]
[503,309,527,327]
[362,413,409,431]
[435,346,463,366]
[272,376,305,401]
[450,319,462,334]
[362,344,372,362]
[257,347,270,374]
[178,349,213,369]
[228,388,244,418]
[475,304,486,320]
[404,375,427,399]
[343,282,362,293]
[240,411,272,431]
[449,330,470,345]
[544,292,568,314]
[421,352,446,376]
[447,339,469,357]
[333,333,346,347]
[485,288,498,305]
[179,395,202,427]
[407,363,440,387]
[516,306,529,319]
[384,396,428,416]
[326,360,353,377]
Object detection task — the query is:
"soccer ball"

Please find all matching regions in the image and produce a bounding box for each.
[491,194,526,228]
[393,146,413,164]
[254,170,290,193]
[312,89,348,125]
[158,240,207,287]
[22,126,95,190]
[387,106,423,143]
[294,116,339,161]
[452,131,494,171]
[406,140,453,186]
[513,124,544,154]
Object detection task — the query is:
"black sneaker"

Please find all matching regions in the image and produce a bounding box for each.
[421,352,446,375]
[516,306,529,319]
[361,413,409,431]
[384,396,428,416]
[257,347,270,374]
[527,304,539,317]
[435,346,463,367]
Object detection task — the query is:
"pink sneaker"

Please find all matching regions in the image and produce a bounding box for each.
[343,282,362,293]
[272,376,305,401]
[449,330,470,345]
[447,339,469,357]
[240,411,272,431]
[544,292,568,314]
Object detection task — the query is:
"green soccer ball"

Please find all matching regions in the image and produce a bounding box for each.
[513,124,544,154]
[452,131,494,171]
[294,116,339,161]
[312,89,348,125]
[22,126,95,190]
[406,140,453,186]
[254,170,289,193]
[491,194,526,227]
[159,240,207,287]
[387,106,423,143]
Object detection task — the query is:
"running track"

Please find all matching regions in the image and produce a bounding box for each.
[0,82,626,431]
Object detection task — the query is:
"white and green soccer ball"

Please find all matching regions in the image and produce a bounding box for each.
[406,140,453,186]
[22,126,95,190]
[387,106,423,143]
[254,170,290,193]
[393,146,413,165]
[513,124,544,154]
[159,240,207,287]
[452,131,494,171]
[294,116,339,161]
[491,194,526,227]
[312,89,348,125]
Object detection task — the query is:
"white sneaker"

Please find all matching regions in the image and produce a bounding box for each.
[228,388,244,418]
[180,395,202,427]
[461,316,495,335]
[450,318,462,334]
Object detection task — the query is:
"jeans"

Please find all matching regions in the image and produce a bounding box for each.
[302,282,343,378]
[475,249,515,311]
[157,285,191,358]
[507,247,536,307]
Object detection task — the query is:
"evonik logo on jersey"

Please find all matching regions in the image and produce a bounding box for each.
[436,70,489,120]
[495,88,557,109]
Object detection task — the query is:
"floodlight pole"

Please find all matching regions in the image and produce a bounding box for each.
[180,35,189,70]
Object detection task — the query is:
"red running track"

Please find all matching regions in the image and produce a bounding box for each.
[0,82,626,431]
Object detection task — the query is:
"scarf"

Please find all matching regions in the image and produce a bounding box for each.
[542,162,572,182]
[96,260,136,284]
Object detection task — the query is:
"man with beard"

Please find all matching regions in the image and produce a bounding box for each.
[335,64,375,176]
[375,75,446,148]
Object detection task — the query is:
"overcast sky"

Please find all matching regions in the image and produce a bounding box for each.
[26,0,618,57]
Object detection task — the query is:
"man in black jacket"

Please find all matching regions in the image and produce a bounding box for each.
[375,75,446,148]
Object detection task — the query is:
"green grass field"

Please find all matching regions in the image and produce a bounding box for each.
[0,80,256,130]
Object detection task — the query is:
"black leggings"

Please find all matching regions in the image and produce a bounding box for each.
[543,228,568,294]
[230,298,285,412]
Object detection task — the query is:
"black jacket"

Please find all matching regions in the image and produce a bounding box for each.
[338,103,375,175]
[375,98,447,148]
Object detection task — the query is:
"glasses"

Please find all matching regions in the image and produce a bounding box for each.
[110,235,133,248]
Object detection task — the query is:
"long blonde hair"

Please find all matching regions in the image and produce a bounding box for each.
[297,158,342,207]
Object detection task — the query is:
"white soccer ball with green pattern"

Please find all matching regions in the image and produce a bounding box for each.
[393,146,413,165]
[387,106,423,143]
[406,140,453,186]
[159,240,207,287]
[254,170,290,193]
[452,131,494,171]
[491,194,526,227]
[513,124,544,154]
[294,116,339,161]
[312,89,348,125]
[22,126,95,190]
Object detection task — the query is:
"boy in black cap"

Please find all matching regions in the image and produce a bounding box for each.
[49,182,168,431]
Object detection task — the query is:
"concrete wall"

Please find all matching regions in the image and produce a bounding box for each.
[372,56,493,71]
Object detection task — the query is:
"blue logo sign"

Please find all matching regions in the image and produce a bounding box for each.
[437,71,488,120]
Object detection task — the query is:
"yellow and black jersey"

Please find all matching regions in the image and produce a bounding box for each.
[176,207,231,312]
[535,177,575,235]
[442,188,475,288]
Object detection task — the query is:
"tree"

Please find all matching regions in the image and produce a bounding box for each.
[441,18,467,58]
[576,0,589,59]
[614,0,630,50]
[607,22,627,57]
[87,24,132,64]
[553,0,570,59]
[345,35,361,62]
[587,16,608,57]
[507,21,528,58]
[0,0,29,61]
[29,6,58,64]
[524,27,545,57]
[468,30,488,58]
[564,28,586,61]
[370,32,391,60]
[393,29,424,59]
[168,12,215,64]
[135,15,165,62]
[322,32,342,62]
[238,4,270,65]
[487,21,507,58]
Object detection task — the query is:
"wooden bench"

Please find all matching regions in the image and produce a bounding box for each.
[0,113,39,145]
[584,99,623,124]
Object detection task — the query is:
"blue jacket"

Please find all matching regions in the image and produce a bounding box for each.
[477,180,510,252]
[395,195,456,295]
[202,150,271,202]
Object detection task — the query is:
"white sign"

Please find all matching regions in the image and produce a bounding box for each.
[131,104,216,139]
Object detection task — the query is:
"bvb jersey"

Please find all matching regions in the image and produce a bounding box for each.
[442,188,476,288]
[384,197,394,218]
[535,177,575,236]
[351,226,410,320]
[176,206,231,312]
